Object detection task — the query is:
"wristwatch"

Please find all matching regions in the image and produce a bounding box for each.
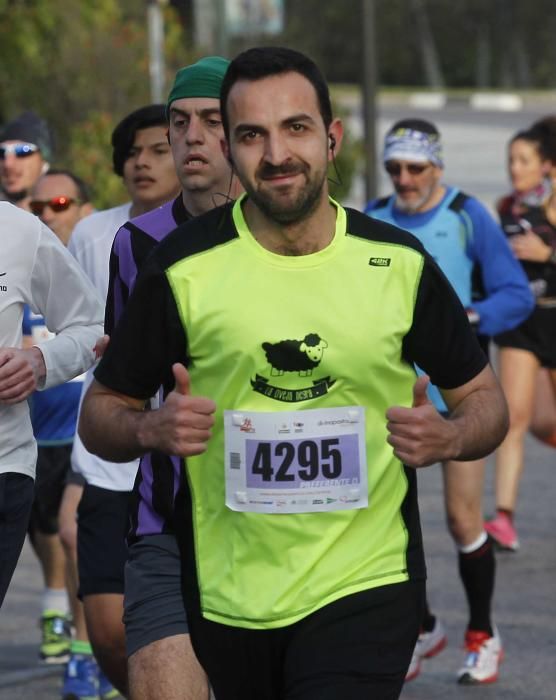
[547,248,556,265]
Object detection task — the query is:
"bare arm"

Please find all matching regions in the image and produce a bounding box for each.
[78,363,216,463]
[386,365,508,468]
[510,230,553,263]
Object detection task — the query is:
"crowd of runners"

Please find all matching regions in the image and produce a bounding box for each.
[0,45,555,700]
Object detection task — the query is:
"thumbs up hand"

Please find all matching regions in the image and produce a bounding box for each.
[412,374,432,408]
[172,362,191,396]
[144,363,216,457]
[385,375,455,468]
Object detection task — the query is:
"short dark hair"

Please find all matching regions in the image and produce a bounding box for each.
[220,47,333,138]
[40,168,91,203]
[527,118,556,163]
[510,128,547,157]
[111,104,167,176]
[388,118,440,137]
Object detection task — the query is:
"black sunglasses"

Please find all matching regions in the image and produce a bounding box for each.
[384,161,431,177]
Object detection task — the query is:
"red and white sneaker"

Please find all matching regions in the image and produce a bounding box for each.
[457,627,503,684]
[405,618,447,682]
[485,512,519,551]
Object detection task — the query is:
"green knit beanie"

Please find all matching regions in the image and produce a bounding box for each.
[166,56,230,116]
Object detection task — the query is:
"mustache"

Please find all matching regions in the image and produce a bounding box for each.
[257,161,307,179]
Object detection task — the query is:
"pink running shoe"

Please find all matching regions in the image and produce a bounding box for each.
[485,512,519,551]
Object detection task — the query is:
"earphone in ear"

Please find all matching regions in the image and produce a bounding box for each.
[329,134,336,151]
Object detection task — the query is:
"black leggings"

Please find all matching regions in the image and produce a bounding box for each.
[0,473,34,608]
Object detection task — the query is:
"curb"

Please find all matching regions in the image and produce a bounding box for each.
[335,89,535,114]
[407,92,523,111]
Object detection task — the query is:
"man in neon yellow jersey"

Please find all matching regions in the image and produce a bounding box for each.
[79,47,509,700]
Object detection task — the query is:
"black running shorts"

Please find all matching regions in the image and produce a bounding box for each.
[494,305,556,368]
[124,534,189,657]
[29,444,85,535]
[77,483,129,596]
[187,579,425,700]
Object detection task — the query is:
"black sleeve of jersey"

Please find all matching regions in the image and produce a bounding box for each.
[95,258,188,401]
[104,223,164,337]
[403,254,488,390]
[104,241,125,337]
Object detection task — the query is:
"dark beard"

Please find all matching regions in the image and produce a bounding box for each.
[248,162,326,225]
[2,188,28,203]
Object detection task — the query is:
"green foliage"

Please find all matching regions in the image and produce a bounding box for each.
[0,0,191,209]
[67,112,127,210]
[278,0,556,89]
[328,100,363,203]
[3,0,556,208]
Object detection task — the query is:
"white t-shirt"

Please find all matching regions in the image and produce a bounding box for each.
[68,203,139,491]
[68,202,132,300]
[0,203,104,478]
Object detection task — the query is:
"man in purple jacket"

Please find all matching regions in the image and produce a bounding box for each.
[79,57,241,700]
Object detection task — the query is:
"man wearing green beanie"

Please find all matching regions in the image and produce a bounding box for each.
[165,55,242,218]
[166,56,230,110]
[74,56,241,700]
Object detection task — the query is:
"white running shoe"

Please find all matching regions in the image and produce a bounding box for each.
[457,627,503,684]
[405,618,447,682]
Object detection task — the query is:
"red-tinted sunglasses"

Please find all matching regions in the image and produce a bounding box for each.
[29,196,80,216]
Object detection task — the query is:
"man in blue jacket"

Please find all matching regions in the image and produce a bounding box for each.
[366,118,534,686]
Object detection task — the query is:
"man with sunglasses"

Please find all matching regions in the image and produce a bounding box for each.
[69,63,240,699]
[22,170,95,675]
[31,170,94,245]
[0,111,53,211]
[366,118,533,685]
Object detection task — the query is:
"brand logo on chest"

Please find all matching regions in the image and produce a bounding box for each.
[369,257,391,267]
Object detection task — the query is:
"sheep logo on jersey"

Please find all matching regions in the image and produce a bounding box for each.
[251,333,336,403]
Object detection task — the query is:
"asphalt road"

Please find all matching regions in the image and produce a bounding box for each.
[1,430,554,699]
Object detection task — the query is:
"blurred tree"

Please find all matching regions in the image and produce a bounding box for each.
[0,0,191,208]
[328,99,363,203]
[410,0,444,88]
[252,0,556,89]
[3,0,556,210]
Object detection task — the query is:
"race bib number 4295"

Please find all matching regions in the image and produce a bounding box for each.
[224,406,368,514]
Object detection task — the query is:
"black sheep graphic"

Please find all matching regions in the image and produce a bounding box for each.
[262,333,328,377]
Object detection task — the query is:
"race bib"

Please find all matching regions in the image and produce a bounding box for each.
[224,406,368,514]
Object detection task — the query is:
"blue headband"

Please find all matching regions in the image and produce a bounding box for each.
[383,128,443,168]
